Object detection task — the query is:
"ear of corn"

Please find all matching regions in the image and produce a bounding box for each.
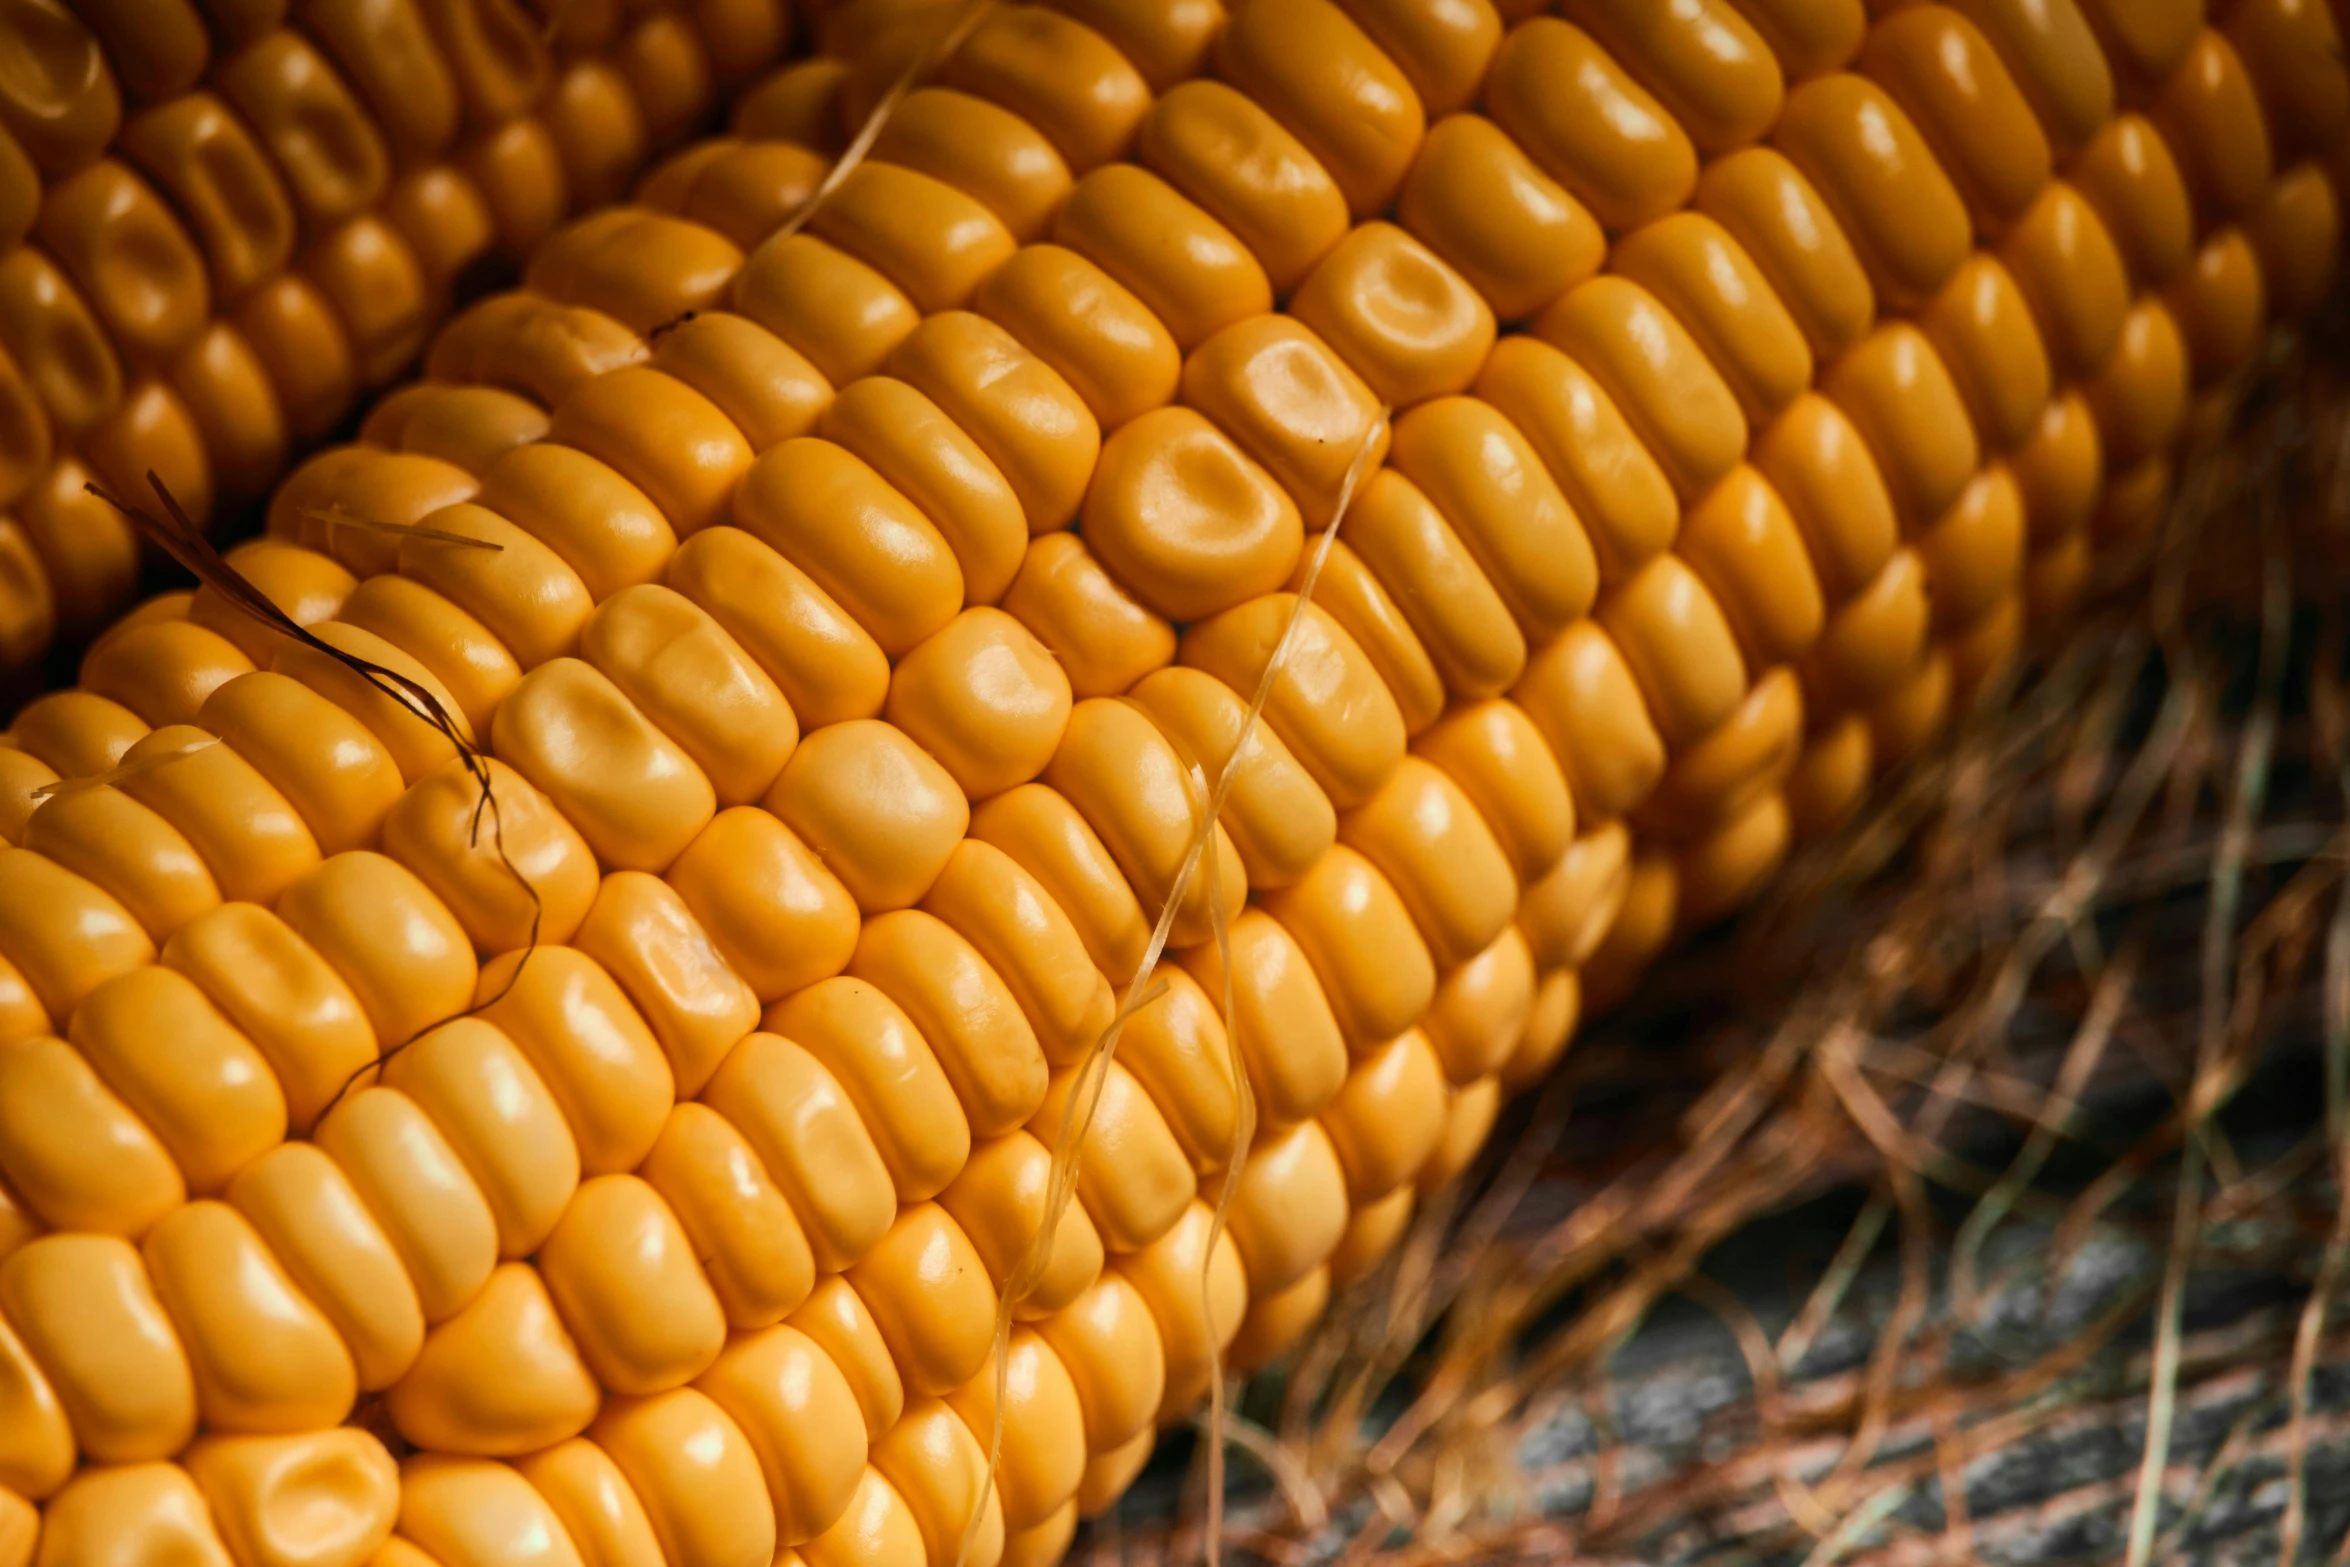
[0,1,2345,1564]
[0,0,795,680]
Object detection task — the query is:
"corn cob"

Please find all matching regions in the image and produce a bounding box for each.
[2,2,2346,1566]
[0,0,793,680]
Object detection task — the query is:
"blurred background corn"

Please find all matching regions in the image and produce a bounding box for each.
[0,1,2345,1565]
[0,0,793,686]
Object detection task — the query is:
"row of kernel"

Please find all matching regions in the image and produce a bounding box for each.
[0,0,789,676]
[0,597,1049,1564]
[0,30,1626,1567]
[783,0,1633,1362]
[0,18,1287,1559]
[128,0,1776,1362]
[1765,10,2325,855]
[0,784,1087,1567]
[18,0,1720,1090]
[361,0,2331,1475]
[380,0,1514,1534]
[0,0,678,646]
[1893,12,2334,778]
[0,58,1019,1567]
[0,856,1105,1567]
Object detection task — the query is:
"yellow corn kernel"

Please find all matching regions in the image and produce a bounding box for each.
[971,784,1153,978]
[789,1274,906,1443]
[277,851,476,1048]
[70,966,286,1196]
[765,720,971,916]
[1037,1272,1166,1455]
[514,1438,664,1567]
[1261,846,1436,1053]
[848,911,1050,1141]
[871,1398,1005,1567]
[1642,669,1806,841]
[1029,1060,1196,1254]
[1113,1201,1247,1420]
[1046,698,1250,948]
[1228,1264,1330,1375]
[1340,755,1521,969]
[1222,1118,1352,1298]
[22,784,220,943]
[869,89,1073,246]
[1109,968,1240,1174]
[1292,223,1495,408]
[384,757,601,956]
[545,368,752,542]
[30,1463,234,1567]
[883,314,1101,543]
[1330,1184,1416,1287]
[795,1465,925,1567]
[944,1330,1086,1530]
[2000,182,2131,382]
[324,578,516,750]
[640,1103,814,1331]
[0,1034,183,1240]
[313,1087,497,1327]
[143,1199,358,1433]
[1426,929,1540,1086]
[695,1324,867,1547]
[1495,24,1692,227]
[1000,1504,1076,1567]
[1418,1076,1505,1192]
[819,379,1031,605]
[198,673,406,859]
[664,528,892,734]
[1307,537,1454,734]
[9,695,143,781]
[848,1204,998,1398]
[377,1018,580,1258]
[0,1306,73,1500]
[766,977,970,1204]
[397,1454,588,1567]
[115,723,322,907]
[227,1143,425,1393]
[491,658,719,875]
[998,533,1175,702]
[935,1132,1105,1322]
[571,873,759,1100]
[397,504,594,675]
[473,946,676,1178]
[930,7,1150,173]
[1183,596,1407,811]
[1055,166,1270,354]
[1322,1030,1451,1202]
[1152,671,1341,889]
[1141,91,1340,298]
[701,1032,895,1275]
[183,1430,401,1567]
[81,621,254,732]
[1175,909,1349,1129]
[1180,316,1390,533]
[387,1262,598,1457]
[733,440,965,662]
[539,1174,726,1396]
[1803,550,1934,717]
[1507,969,1585,1092]
[0,1233,196,1463]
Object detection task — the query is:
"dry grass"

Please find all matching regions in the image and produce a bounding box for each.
[1087,324,2350,1567]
